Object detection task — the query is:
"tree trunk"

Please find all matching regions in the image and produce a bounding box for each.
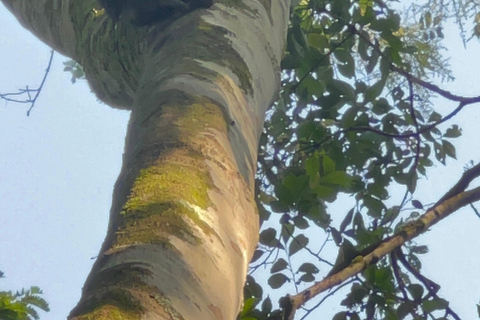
[1,0,291,318]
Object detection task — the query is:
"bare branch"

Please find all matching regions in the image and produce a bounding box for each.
[0,50,54,116]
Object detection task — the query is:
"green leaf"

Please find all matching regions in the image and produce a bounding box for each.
[302,74,325,98]
[442,139,456,159]
[319,171,352,187]
[306,205,331,228]
[289,234,309,256]
[364,79,386,102]
[321,155,336,175]
[339,208,354,233]
[297,121,317,141]
[240,297,260,316]
[344,283,369,305]
[244,275,263,299]
[341,105,358,128]
[293,216,309,229]
[423,298,449,313]
[250,250,264,263]
[305,154,320,178]
[298,273,315,282]
[281,54,302,69]
[283,174,309,203]
[407,284,424,301]
[428,111,442,122]
[362,195,385,218]
[335,49,355,78]
[397,301,416,319]
[297,262,319,274]
[259,228,277,247]
[444,125,462,138]
[332,311,348,320]
[261,296,272,314]
[371,98,391,115]
[275,183,294,206]
[308,33,328,49]
[358,36,370,61]
[408,253,422,270]
[267,273,289,289]
[433,141,446,164]
[330,227,342,245]
[350,312,361,320]
[327,80,355,101]
[411,245,429,254]
[270,258,288,273]
[407,170,418,193]
[312,184,336,200]
[411,200,423,209]
[269,200,289,213]
[281,223,295,244]
[366,46,379,74]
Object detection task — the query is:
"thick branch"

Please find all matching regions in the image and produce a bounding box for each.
[434,162,480,206]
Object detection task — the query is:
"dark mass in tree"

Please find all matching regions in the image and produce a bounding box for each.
[98,0,213,26]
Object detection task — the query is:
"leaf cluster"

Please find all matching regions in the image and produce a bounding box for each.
[0,277,49,320]
[245,0,480,319]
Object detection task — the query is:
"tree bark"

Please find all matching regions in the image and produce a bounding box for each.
[1,0,291,318]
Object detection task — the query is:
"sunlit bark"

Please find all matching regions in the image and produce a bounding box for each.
[1,0,291,318]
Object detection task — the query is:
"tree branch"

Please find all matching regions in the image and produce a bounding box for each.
[282,164,480,319]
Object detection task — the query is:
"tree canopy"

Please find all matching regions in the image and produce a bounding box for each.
[243,0,480,319]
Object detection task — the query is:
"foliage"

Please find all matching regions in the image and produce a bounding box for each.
[63,60,85,84]
[404,0,480,42]
[0,273,49,320]
[243,0,480,319]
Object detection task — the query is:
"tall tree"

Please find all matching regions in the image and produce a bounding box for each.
[3,0,480,319]
[1,0,291,319]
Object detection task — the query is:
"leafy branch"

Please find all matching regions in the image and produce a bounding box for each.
[281,162,480,319]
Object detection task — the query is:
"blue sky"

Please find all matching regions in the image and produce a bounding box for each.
[1,3,480,320]
[0,5,130,318]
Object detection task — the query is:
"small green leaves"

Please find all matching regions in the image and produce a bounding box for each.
[288,234,309,256]
[0,286,50,320]
[442,139,456,159]
[267,273,289,289]
[261,296,272,315]
[253,1,468,318]
[364,79,386,102]
[270,258,288,273]
[332,311,348,320]
[341,283,369,307]
[240,297,261,318]
[444,125,462,138]
[259,228,279,247]
[297,262,319,283]
[411,245,429,254]
[422,298,449,313]
[407,284,424,301]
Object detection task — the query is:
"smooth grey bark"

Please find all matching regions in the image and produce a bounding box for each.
[1,0,291,318]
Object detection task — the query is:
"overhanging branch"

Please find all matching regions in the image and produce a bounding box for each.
[282,162,480,320]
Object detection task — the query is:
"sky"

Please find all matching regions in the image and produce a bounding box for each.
[1,3,480,320]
